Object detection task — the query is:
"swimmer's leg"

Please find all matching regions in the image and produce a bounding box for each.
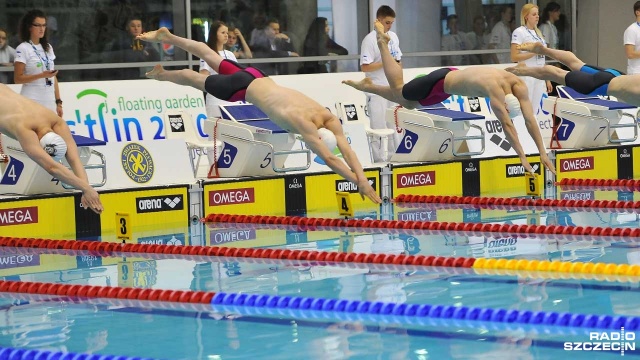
[138,27,224,72]
[146,65,208,91]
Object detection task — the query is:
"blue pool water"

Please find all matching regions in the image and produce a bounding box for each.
[0,201,638,359]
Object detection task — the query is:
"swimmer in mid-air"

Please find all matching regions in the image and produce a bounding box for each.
[343,21,555,175]
[506,42,640,106]
[0,84,103,214]
[137,27,381,204]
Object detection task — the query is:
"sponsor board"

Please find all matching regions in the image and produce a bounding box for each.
[479,156,543,196]
[137,232,186,246]
[555,149,616,182]
[100,186,189,236]
[392,163,461,197]
[0,197,75,238]
[634,147,640,178]
[204,178,285,215]
[306,170,379,213]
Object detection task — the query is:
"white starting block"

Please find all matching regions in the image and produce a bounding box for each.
[0,134,106,195]
[542,86,638,149]
[386,103,485,162]
[203,103,310,178]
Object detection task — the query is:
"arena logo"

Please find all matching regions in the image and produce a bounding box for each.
[467,97,481,112]
[505,162,541,177]
[209,188,255,206]
[138,233,184,245]
[564,328,636,355]
[167,114,185,132]
[343,104,358,120]
[397,171,435,188]
[121,143,155,183]
[136,195,184,213]
[560,156,594,172]
[0,206,38,226]
[335,178,376,193]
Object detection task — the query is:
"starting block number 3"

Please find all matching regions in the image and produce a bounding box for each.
[116,212,131,241]
[525,173,541,197]
[336,192,354,217]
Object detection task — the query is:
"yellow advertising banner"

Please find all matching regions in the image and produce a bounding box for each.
[392,162,462,198]
[0,196,76,238]
[555,149,617,182]
[204,178,285,216]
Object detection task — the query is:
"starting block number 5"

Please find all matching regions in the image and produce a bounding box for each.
[336,192,354,217]
[525,173,541,197]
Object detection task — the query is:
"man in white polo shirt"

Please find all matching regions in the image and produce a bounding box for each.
[359,5,403,163]
[624,1,640,74]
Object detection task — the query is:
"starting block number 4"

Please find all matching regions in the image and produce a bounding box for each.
[116,212,131,241]
[525,173,541,197]
[336,192,354,217]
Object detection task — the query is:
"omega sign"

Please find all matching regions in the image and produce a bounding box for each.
[397,171,435,188]
[0,206,38,226]
[209,188,255,206]
[559,156,594,172]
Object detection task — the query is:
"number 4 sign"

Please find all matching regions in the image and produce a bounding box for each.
[0,158,24,185]
[335,191,354,217]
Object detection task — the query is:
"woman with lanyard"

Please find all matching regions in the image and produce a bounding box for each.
[511,4,552,116]
[14,9,62,117]
[199,21,239,119]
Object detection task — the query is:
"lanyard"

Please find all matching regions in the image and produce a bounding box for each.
[523,26,544,44]
[28,41,50,70]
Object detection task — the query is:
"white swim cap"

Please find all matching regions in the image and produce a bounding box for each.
[317,128,337,152]
[505,94,522,118]
[40,132,67,161]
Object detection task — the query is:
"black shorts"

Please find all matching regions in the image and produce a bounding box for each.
[401,68,455,106]
[204,60,267,102]
[565,70,616,97]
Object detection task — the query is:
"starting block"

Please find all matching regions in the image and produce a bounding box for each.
[335,102,394,163]
[204,103,310,178]
[0,134,106,195]
[386,103,485,162]
[543,86,638,149]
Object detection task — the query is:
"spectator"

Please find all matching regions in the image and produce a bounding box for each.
[466,15,490,65]
[225,26,252,59]
[441,14,470,66]
[299,17,348,74]
[107,15,160,79]
[359,5,402,163]
[199,21,240,118]
[0,27,16,84]
[624,1,640,75]
[539,2,562,49]
[511,4,552,116]
[14,9,63,117]
[488,5,514,64]
[250,18,299,75]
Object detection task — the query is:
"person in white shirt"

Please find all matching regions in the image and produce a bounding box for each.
[0,28,16,84]
[441,14,470,66]
[466,15,491,65]
[13,9,63,116]
[199,21,241,119]
[624,1,640,75]
[360,5,403,163]
[511,4,552,116]
[488,6,514,64]
[539,2,561,50]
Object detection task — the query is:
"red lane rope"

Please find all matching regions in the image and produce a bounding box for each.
[0,237,476,269]
[394,194,640,213]
[0,280,214,306]
[202,214,640,241]
[557,178,640,192]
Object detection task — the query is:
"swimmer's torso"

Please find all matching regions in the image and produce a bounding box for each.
[445,67,519,98]
[246,78,333,132]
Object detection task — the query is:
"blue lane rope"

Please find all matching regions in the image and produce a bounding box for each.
[211,292,639,332]
[0,347,158,360]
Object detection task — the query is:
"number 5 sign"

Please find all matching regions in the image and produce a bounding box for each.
[525,173,541,197]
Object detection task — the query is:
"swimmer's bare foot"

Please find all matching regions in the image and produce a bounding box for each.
[342,77,373,92]
[146,64,165,79]
[374,20,390,44]
[137,27,171,43]
[517,42,543,54]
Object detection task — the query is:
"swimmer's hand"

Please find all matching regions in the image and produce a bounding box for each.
[81,189,104,215]
[541,154,556,175]
[358,178,382,204]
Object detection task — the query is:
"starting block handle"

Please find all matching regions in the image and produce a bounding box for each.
[608,113,638,143]
[452,123,486,157]
[61,149,107,189]
[272,149,311,173]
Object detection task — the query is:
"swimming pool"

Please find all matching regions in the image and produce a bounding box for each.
[0,197,638,359]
